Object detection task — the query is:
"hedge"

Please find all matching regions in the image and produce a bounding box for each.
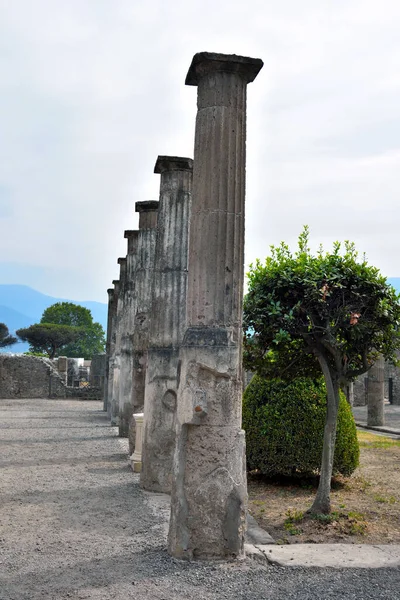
[243,375,359,477]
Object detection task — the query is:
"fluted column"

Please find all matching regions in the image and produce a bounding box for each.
[140,156,193,493]
[107,280,119,420]
[110,258,127,425]
[367,356,385,426]
[128,201,159,456]
[118,230,140,437]
[103,287,115,412]
[168,52,263,560]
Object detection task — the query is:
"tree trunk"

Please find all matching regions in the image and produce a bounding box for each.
[310,353,340,514]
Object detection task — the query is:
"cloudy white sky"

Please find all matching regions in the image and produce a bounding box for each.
[0,0,399,303]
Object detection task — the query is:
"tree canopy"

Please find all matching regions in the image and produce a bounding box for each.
[40,302,105,359]
[16,323,84,359]
[243,227,400,513]
[0,323,17,348]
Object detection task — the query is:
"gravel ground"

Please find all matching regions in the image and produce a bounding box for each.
[0,398,399,600]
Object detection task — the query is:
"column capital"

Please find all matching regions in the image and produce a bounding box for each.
[117,257,127,265]
[185,52,263,86]
[135,200,159,213]
[135,200,159,230]
[107,288,114,297]
[124,229,138,238]
[124,230,139,254]
[154,156,193,174]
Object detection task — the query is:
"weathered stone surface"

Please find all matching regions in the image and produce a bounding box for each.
[106,280,119,420]
[110,259,127,426]
[118,230,139,438]
[0,355,66,398]
[103,287,115,412]
[57,356,68,385]
[367,356,385,426]
[168,51,263,560]
[140,156,193,493]
[128,201,158,454]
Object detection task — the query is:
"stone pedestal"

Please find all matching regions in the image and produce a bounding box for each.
[118,230,139,438]
[128,201,158,455]
[140,156,193,493]
[367,356,385,426]
[130,413,144,473]
[168,52,263,561]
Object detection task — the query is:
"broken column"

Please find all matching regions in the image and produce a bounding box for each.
[110,257,127,425]
[128,200,159,456]
[57,356,68,385]
[140,156,193,493]
[168,52,263,560]
[118,230,139,437]
[367,356,385,426]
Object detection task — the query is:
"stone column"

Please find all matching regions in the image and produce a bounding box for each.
[140,156,193,493]
[103,287,115,411]
[110,258,127,425]
[118,230,139,437]
[57,356,68,385]
[128,201,159,455]
[168,52,263,561]
[107,280,119,420]
[367,356,385,426]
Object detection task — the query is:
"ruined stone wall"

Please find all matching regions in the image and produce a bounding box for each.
[0,355,66,399]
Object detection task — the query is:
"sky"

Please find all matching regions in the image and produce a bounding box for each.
[0,0,399,303]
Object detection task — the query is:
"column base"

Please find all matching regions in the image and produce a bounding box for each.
[140,348,178,494]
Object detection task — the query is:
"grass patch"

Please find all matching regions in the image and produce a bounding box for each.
[357,431,400,449]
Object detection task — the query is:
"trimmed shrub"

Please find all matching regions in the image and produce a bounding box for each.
[243,375,359,477]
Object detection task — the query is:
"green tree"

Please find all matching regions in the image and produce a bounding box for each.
[40,302,105,359]
[0,323,17,348]
[16,324,84,359]
[243,226,400,514]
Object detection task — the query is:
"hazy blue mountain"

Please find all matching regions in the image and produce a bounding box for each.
[387,278,400,294]
[0,284,108,354]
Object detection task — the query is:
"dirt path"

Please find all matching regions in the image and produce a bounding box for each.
[1,398,399,600]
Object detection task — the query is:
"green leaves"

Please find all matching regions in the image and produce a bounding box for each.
[39,302,105,359]
[244,226,400,381]
[0,323,17,348]
[16,323,84,359]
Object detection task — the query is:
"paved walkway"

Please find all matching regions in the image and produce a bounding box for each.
[1,398,400,600]
[352,403,400,436]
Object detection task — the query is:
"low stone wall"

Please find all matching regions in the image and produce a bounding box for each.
[65,386,103,401]
[0,355,66,399]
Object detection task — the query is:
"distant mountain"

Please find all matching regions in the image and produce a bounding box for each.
[0,285,107,354]
[387,278,400,294]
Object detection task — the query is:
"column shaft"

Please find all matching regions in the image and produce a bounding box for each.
[141,156,193,493]
[128,201,158,455]
[168,52,263,560]
[367,356,385,426]
[118,231,139,437]
[110,258,127,425]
